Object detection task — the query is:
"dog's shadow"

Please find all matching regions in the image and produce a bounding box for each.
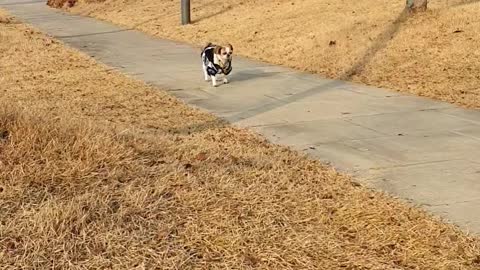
[230,69,282,83]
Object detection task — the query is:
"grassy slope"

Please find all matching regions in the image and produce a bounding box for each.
[69,0,480,108]
[1,9,480,270]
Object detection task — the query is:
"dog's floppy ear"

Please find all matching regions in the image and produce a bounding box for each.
[226,43,233,51]
[213,45,222,55]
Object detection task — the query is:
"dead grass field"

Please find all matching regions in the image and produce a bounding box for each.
[2,9,480,269]
[64,0,480,109]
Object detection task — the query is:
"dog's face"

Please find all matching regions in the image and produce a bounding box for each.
[214,44,233,62]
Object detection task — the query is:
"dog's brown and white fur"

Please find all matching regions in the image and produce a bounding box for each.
[201,43,233,87]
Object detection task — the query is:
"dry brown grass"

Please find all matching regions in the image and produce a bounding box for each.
[2,9,480,269]
[65,0,480,109]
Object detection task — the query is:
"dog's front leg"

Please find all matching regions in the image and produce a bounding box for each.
[222,74,229,84]
[211,75,218,87]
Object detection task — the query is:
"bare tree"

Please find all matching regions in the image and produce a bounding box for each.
[406,0,427,12]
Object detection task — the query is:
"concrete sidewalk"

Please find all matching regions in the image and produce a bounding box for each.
[3,0,480,233]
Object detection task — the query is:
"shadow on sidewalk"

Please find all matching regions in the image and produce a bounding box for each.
[227,8,411,122]
[231,70,282,82]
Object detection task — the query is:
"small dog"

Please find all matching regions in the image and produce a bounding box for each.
[201,43,233,87]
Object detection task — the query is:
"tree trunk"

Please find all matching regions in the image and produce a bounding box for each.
[406,0,427,12]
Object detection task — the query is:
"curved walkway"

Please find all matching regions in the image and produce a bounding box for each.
[2,0,480,233]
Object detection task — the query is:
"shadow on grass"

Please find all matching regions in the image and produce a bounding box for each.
[167,119,228,135]
[339,8,409,80]
[448,0,480,7]
[192,4,236,24]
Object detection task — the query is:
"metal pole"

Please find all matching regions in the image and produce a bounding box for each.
[181,0,191,25]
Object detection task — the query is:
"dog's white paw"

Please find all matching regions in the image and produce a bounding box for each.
[211,76,218,87]
[223,78,229,84]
